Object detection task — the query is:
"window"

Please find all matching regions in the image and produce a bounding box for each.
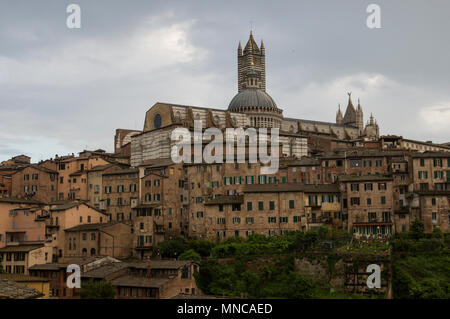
[293,216,301,223]
[431,198,436,205]
[363,160,372,167]
[350,197,360,205]
[154,114,162,129]
[258,201,264,211]
[231,204,241,211]
[269,201,275,210]
[367,198,372,205]
[218,204,224,212]
[82,233,87,240]
[289,200,295,209]
[420,158,425,167]
[350,184,359,191]
[364,183,373,191]
[378,183,387,190]
[247,202,253,211]
[268,217,276,223]
[433,159,442,167]
[279,217,288,223]
[368,212,377,222]
[232,217,241,224]
[349,159,362,168]
[246,217,254,224]
[418,171,428,179]
[217,218,226,224]
[381,196,386,204]
[91,233,96,240]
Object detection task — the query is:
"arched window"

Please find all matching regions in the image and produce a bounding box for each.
[90,248,96,256]
[82,248,87,256]
[154,114,162,129]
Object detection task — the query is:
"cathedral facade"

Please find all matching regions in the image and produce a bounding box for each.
[131,32,379,167]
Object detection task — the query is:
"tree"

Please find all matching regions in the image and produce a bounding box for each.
[158,237,188,258]
[178,249,201,261]
[410,218,425,239]
[80,280,116,299]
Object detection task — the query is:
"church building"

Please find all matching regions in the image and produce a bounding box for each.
[130,32,379,167]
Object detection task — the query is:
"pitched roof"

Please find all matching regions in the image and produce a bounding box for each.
[128,260,196,270]
[0,279,44,299]
[64,222,115,232]
[111,276,170,288]
[0,244,44,253]
[102,168,138,176]
[139,158,175,168]
[0,274,50,283]
[29,263,68,271]
[49,201,82,211]
[0,197,43,205]
[82,262,128,279]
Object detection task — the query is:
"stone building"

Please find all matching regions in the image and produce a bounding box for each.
[63,222,133,260]
[81,260,200,299]
[0,198,48,248]
[102,167,139,222]
[11,165,58,203]
[0,244,53,275]
[339,175,394,238]
[408,152,450,232]
[0,174,11,198]
[43,201,108,262]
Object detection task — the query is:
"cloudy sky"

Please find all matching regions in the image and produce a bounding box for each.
[1,0,449,162]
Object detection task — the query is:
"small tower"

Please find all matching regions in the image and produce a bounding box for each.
[237,31,266,92]
[364,113,379,139]
[336,104,343,124]
[356,98,364,134]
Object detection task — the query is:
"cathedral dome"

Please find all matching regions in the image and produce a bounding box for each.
[228,88,278,111]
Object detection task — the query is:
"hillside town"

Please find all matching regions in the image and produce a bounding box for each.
[0,32,449,299]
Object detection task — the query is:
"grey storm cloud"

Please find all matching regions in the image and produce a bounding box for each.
[0,0,449,162]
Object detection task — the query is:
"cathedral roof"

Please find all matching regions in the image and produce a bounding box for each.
[343,94,356,124]
[244,31,260,54]
[228,88,277,110]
